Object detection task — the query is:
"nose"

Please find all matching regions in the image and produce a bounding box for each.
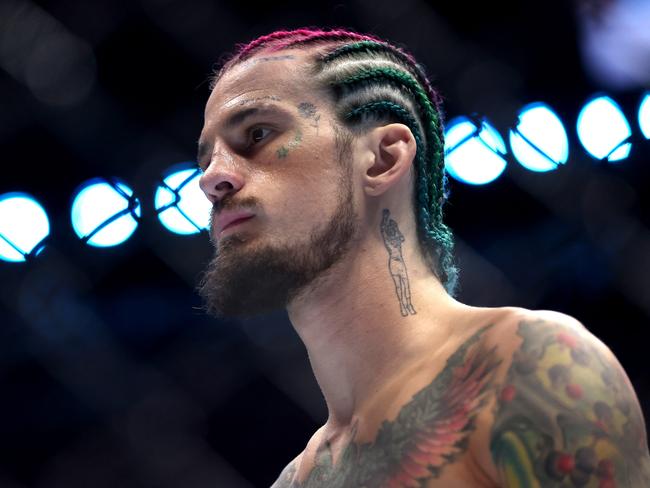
[199,158,245,204]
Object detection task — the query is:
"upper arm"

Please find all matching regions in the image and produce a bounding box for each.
[482,312,650,487]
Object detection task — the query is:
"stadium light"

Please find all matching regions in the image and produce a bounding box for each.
[639,92,650,139]
[155,164,211,235]
[70,178,141,247]
[510,102,568,172]
[444,116,507,185]
[0,192,50,262]
[577,95,632,162]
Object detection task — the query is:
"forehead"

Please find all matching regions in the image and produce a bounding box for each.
[205,50,319,117]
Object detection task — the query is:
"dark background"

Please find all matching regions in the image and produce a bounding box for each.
[1,0,649,487]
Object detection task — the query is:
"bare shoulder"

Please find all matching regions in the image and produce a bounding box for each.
[475,306,587,341]
[472,306,650,487]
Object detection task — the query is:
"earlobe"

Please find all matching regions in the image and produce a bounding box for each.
[364,124,416,197]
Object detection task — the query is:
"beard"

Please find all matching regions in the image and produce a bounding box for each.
[197,172,357,318]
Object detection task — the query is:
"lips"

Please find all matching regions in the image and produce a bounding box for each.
[215,211,255,237]
[222,216,254,232]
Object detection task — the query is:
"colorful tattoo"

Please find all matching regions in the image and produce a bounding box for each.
[276,128,303,159]
[380,209,416,317]
[271,324,501,487]
[491,319,650,487]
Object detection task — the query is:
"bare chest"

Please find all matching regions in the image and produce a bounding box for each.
[271,324,502,488]
[271,440,491,488]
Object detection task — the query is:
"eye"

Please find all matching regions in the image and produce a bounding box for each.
[249,127,272,145]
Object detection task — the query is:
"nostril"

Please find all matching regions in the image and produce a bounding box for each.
[215,181,234,192]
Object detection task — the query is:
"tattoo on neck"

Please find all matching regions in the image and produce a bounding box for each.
[380,209,416,317]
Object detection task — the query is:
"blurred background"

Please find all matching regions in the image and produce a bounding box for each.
[1,0,649,486]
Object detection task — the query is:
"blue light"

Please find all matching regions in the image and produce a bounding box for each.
[510,103,568,172]
[155,165,211,235]
[577,95,631,162]
[70,178,141,247]
[444,116,507,185]
[639,92,650,139]
[0,192,50,262]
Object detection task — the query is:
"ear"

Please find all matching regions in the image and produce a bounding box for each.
[362,123,417,197]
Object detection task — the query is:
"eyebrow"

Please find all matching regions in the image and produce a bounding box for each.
[197,104,287,166]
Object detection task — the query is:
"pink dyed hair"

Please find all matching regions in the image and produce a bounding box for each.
[238,28,379,57]
[209,27,457,293]
[213,27,441,111]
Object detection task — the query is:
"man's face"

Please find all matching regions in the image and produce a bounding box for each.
[197,50,359,317]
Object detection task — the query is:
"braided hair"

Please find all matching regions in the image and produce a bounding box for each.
[212,28,458,295]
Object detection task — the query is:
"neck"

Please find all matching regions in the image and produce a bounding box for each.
[286,225,457,431]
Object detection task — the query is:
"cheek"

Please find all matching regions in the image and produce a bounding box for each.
[267,177,342,238]
[249,137,347,234]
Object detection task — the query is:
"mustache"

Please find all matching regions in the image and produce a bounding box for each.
[210,195,260,219]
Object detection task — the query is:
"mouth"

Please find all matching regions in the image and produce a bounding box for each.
[219,215,255,237]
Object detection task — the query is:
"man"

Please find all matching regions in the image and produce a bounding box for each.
[196,28,650,487]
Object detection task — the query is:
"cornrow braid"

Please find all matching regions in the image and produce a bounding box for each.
[344,100,432,235]
[323,57,454,291]
[335,75,456,292]
[213,28,458,294]
[321,40,442,108]
[236,29,381,61]
[320,44,447,193]
[330,67,444,182]
[335,72,434,203]
[218,29,382,80]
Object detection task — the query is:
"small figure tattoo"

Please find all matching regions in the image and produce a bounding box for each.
[380,209,416,316]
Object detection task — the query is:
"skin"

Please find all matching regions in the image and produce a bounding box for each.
[488,316,650,487]
[197,49,650,487]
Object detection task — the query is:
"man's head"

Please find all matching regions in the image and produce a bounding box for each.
[197,28,457,317]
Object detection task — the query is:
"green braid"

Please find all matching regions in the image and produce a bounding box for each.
[344,100,429,217]
[343,100,457,292]
[214,29,457,293]
[322,41,430,83]
[333,67,447,231]
[321,40,442,112]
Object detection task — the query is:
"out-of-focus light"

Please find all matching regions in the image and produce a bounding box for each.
[510,103,569,172]
[639,92,650,139]
[70,178,140,247]
[0,192,50,262]
[577,95,631,162]
[0,1,96,107]
[155,165,210,235]
[444,116,507,185]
